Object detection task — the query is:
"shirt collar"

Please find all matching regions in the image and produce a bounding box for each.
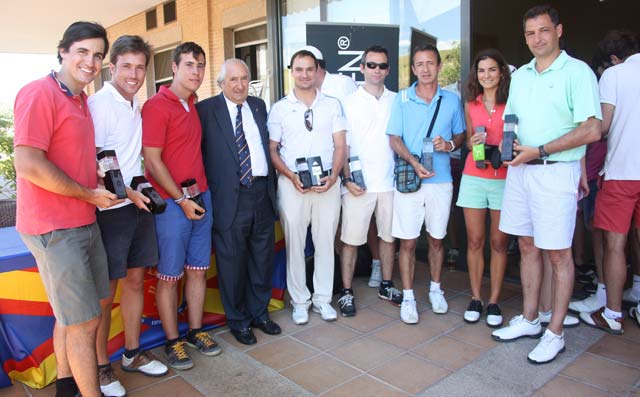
[286,88,323,107]
[408,81,442,103]
[49,71,75,97]
[523,50,569,73]
[223,95,246,114]
[159,85,195,106]
[356,85,391,100]
[103,81,139,108]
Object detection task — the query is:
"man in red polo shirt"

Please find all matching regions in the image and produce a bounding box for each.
[142,42,220,371]
[13,22,121,397]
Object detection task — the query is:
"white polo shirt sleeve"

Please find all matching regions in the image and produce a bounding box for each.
[267,102,284,142]
[331,100,347,134]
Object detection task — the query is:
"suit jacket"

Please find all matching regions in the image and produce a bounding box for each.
[197,93,277,231]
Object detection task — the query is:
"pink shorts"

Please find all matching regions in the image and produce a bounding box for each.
[593,179,640,234]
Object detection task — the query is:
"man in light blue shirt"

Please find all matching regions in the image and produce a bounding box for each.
[492,5,602,365]
[387,43,465,325]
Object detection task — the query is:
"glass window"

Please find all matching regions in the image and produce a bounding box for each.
[153,49,173,93]
[280,0,461,94]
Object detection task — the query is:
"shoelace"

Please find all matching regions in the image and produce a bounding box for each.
[171,341,189,360]
[195,332,214,348]
[338,294,354,307]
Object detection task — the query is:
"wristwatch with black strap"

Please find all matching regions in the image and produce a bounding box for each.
[538,144,549,160]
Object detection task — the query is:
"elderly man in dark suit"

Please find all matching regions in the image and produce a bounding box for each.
[197,58,280,345]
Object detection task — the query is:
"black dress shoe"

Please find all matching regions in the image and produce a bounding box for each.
[230,328,257,345]
[251,319,282,335]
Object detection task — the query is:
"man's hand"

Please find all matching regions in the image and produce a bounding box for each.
[345,181,365,196]
[87,189,123,209]
[126,187,151,212]
[507,143,538,166]
[413,162,434,179]
[289,173,309,194]
[432,135,448,152]
[312,176,337,193]
[179,199,205,220]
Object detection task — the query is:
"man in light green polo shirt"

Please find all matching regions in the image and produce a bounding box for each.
[491,5,602,364]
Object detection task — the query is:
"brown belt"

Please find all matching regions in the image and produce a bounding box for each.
[526,159,559,165]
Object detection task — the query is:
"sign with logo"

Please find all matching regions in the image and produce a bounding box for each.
[306,22,400,91]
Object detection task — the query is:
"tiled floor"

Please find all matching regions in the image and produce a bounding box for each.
[5,261,640,396]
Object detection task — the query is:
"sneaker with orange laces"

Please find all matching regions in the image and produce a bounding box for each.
[165,341,194,370]
[185,330,222,357]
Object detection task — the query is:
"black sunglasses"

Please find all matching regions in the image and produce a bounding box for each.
[365,61,389,70]
[304,109,313,131]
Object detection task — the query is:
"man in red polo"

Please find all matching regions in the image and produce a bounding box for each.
[13,22,120,397]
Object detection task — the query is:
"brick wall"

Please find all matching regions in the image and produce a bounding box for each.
[97,0,267,104]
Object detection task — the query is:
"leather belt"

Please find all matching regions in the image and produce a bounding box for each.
[526,159,559,165]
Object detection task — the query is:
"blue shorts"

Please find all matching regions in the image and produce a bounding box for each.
[580,179,598,227]
[154,189,213,280]
[456,174,506,210]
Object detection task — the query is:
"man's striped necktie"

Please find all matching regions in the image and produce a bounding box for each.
[235,104,253,186]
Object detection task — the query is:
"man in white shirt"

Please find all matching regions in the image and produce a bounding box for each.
[303,45,357,105]
[338,45,400,317]
[88,35,168,397]
[581,31,640,334]
[268,49,346,325]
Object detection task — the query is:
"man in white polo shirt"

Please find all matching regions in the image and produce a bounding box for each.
[88,35,168,397]
[268,49,347,325]
[338,45,400,317]
[580,31,640,334]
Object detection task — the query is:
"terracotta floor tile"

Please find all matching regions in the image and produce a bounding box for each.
[292,322,360,351]
[447,322,498,349]
[480,280,522,303]
[127,376,204,397]
[322,375,409,397]
[372,321,439,350]
[504,294,524,311]
[446,293,472,314]
[412,335,486,370]
[532,376,610,397]
[366,298,402,318]
[621,320,640,344]
[419,311,464,333]
[328,336,404,371]
[587,334,640,368]
[280,355,360,394]
[338,308,395,333]
[561,353,640,394]
[352,284,383,305]
[3,384,29,397]
[369,354,450,394]
[631,387,640,396]
[247,336,318,371]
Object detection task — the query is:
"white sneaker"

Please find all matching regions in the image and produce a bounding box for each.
[98,366,126,397]
[492,315,543,342]
[623,288,640,304]
[400,300,419,324]
[292,303,310,325]
[429,290,448,314]
[527,329,565,364]
[539,311,579,328]
[368,261,382,288]
[312,303,337,321]
[568,294,603,314]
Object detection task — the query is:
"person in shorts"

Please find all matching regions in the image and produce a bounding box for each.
[491,5,602,364]
[387,44,466,324]
[338,45,400,317]
[88,35,168,397]
[13,21,121,397]
[457,49,511,327]
[142,42,220,370]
